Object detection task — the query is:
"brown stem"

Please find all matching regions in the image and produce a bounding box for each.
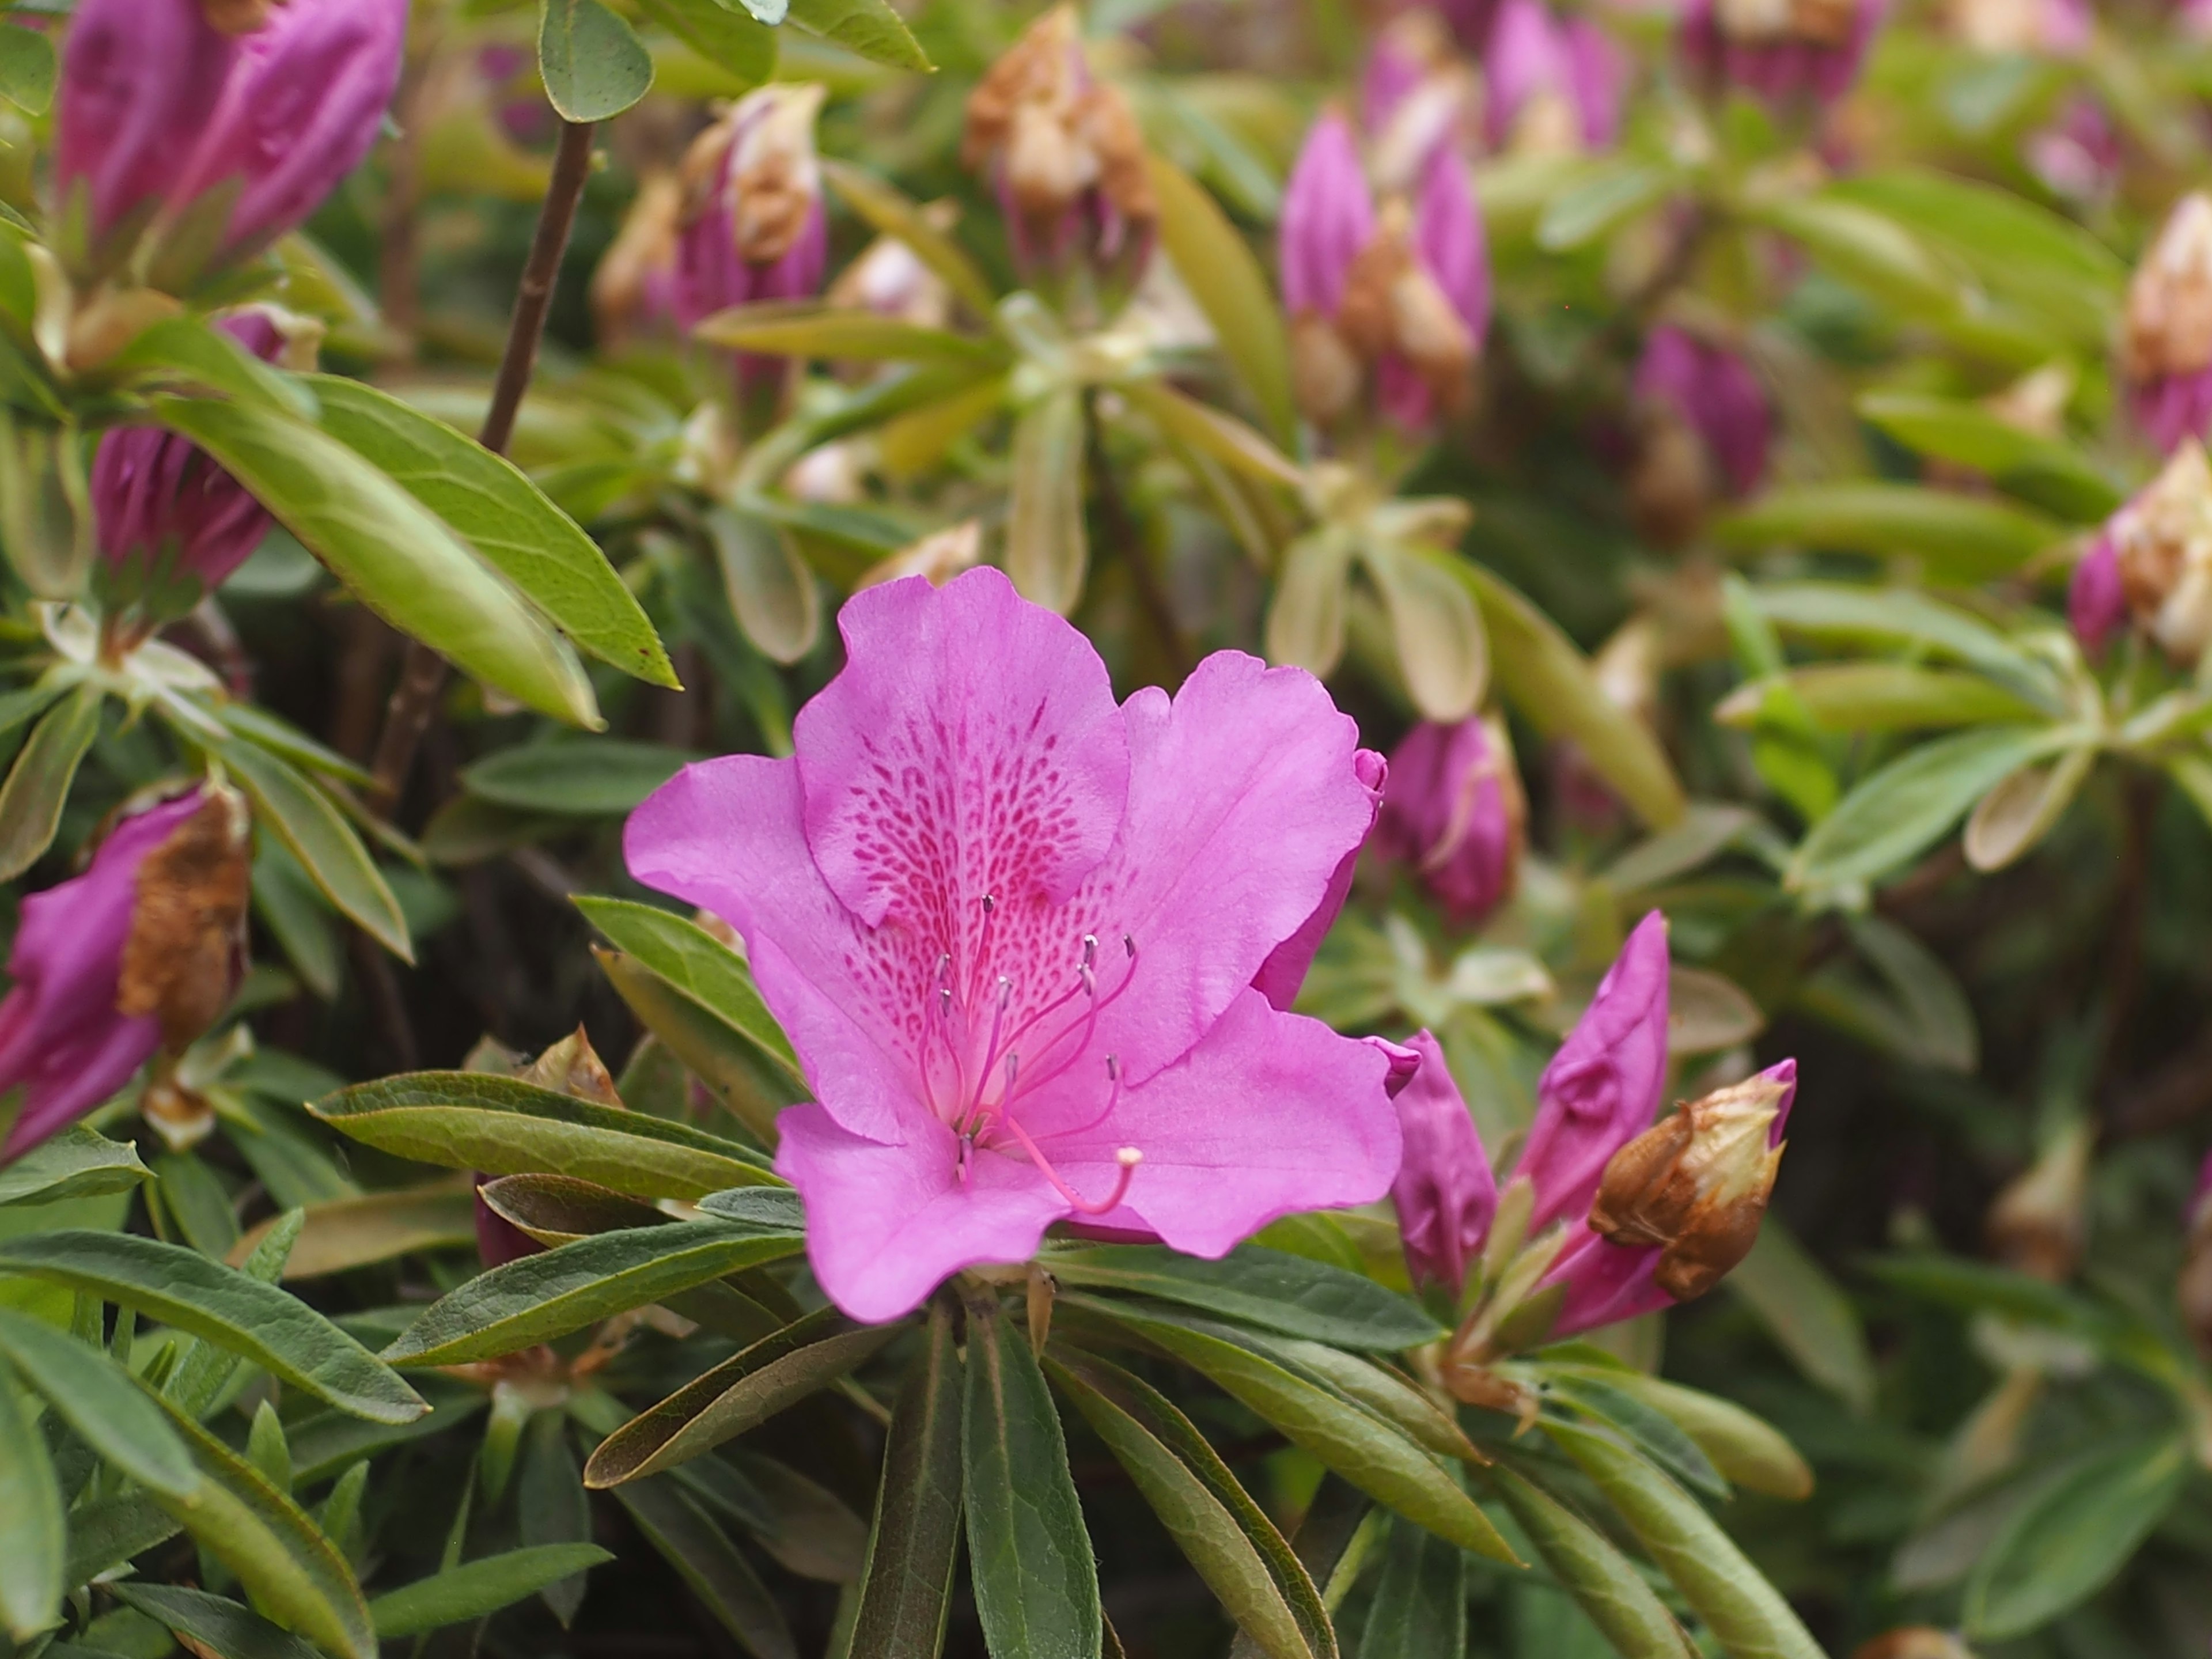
[369,116,600,811]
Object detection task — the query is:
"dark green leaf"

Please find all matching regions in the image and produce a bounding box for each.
[1355,1517,1465,1659]
[609,1477,798,1659]
[0,682,102,881]
[539,0,654,121]
[368,1545,614,1638]
[520,1410,596,1626]
[0,1367,62,1642]
[1045,1245,1442,1352]
[461,738,695,817]
[850,1301,964,1658]
[0,1126,150,1207]
[0,1309,195,1496]
[109,1584,322,1659]
[1484,1464,1695,1659]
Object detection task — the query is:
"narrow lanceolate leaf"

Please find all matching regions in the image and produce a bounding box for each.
[1363,540,1487,724]
[462,738,695,817]
[1724,1219,1876,1415]
[538,0,654,122]
[1119,377,1302,488]
[520,1411,596,1626]
[212,735,411,960]
[479,1173,667,1247]
[1485,1464,1696,1659]
[110,1584,323,1659]
[850,1301,964,1659]
[0,1124,150,1207]
[783,0,929,69]
[1561,1370,1812,1502]
[1355,1517,1465,1659]
[695,302,998,364]
[575,896,803,1083]
[368,1546,615,1638]
[1544,1417,1823,1659]
[1006,387,1088,616]
[610,1478,798,1659]
[105,314,315,418]
[1051,1352,1335,1659]
[1235,1334,1479,1465]
[964,1294,1102,1659]
[585,1308,901,1486]
[0,1309,196,1496]
[1714,482,2065,581]
[1458,564,1686,830]
[0,1232,423,1425]
[1070,1302,1516,1565]
[0,1367,63,1643]
[63,1494,181,1588]
[708,505,821,666]
[225,1182,478,1280]
[311,1070,777,1200]
[821,162,995,319]
[382,1221,804,1367]
[308,376,676,687]
[152,1406,377,1659]
[0,681,101,881]
[1043,1245,1443,1352]
[1146,155,1294,446]
[153,397,601,729]
[1964,1435,2188,1641]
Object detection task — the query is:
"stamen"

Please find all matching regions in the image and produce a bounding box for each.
[1082,934,1098,968]
[1058,1052,1124,1138]
[998,1112,1143,1215]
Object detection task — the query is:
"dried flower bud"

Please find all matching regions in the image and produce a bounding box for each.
[1390,1030,1497,1297]
[0,784,250,1164]
[1588,1060,1797,1301]
[2180,1150,2212,1358]
[1254,748,1388,1010]
[963,6,1156,290]
[92,308,297,613]
[55,0,241,271]
[1679,0,1882,112]
[857,519,985,591]
[1377,717,1522,925]
[1483,0,1627,157]
[592,171,685,350]
[1849,1634,1976,1659]
[199,0,287,33]
[1948,0,2088,53]
[2089,441,2212,664]
[2126,194,2212,453]
[1513,911,1671,1233]
[521,1025,624,1107]
[1986,1121,2092,1282]
[1339,150,1490,433]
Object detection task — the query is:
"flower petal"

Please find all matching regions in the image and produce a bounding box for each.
[1032,988,1400,1256]
[794,566,1129,932]
[774,1103,1067,1323]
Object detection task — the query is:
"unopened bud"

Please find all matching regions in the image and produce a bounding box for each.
[1588,1060,1797,1301]
[1389,1031,1497,1298]
[1630,325,1770,548]
[2094,442,2212,664]
[116,783,251,1057]
[1985,1120,2092,1282]
[1680,0,1880,111]
[2126,194,2212,454]
[2181,1152,2212,1358]
[1336,149,1490,434]
[1362,15,1478,194]
[1850,1633,1976,1659]
[592,171,684,350]
[1377,717,1524,925]
[1948,0,2087,54]
[1483,0,1626,158]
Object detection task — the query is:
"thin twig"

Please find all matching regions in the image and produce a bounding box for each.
[369,116,599,810]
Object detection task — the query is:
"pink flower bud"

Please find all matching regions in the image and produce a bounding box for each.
[1390,1029,1497,1296]
[2183,1149,2212,1358]
[593,172,685,351]
[2069,533,2126,659]
[92,309,297,608]
[2024,97,2120,206]
[474,1174,544,1270]
[1679,0,1883,113]
[55,0,240,271]
[2086,442,2212,665]
[1484,0,1627,155]
[1349,147,1491,434]
[1378,718,1522,925]
[0,785,249,1164]
[1513,910,1670,1233]
[168,0,410,268]
[1255,748,1387,1009]
[2125,194,2212,455]
[1363,15,1479,193]
[1634,324,1772,500]
[1283,111,1377,427]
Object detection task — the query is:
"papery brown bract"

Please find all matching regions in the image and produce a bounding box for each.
[2126,193,2212,454]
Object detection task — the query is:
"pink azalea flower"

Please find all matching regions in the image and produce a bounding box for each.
[625,568,1402,1322]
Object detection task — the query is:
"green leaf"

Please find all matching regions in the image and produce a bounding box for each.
[1362,540,1487,723]
[1714,483,2065,582]
[1119,377,1302,490]
[225,1182,479,1280]
[1006,386,1088,616]
[695,301,997,363]
[1854,392,2119,521]
[0,682,102,881]
[1718,664,2040,734]
[1146,155,1294,446]
[1964,1436,2187,1639]
[1051,1351,1335,1659]
[368,1545,615,1638]
[964,1293,1102,1659]
[1484,1464,1696,1659]
[211,734,411,961]
[381,1219,804,1366]
[479,1172,668,1245]
[461,738,695,817]
[1749,581,2059,704]
[0,1367,62,1642]
[311,1070,778,1200]
[1747,196,1960,317]
[1788,725,2074,891]
[153,397,601,729]
[1044,1245,1442,1351]
[109,1584,322,1659]
[783,0,929,68]
[850,1301,965,1658]
[520,1411,596,1625]
[1238,1335,1476,1464]
[1535,161,1672,252]
[1543,1417,1823,1659]
[539,0,655,121]
[62,1494,181,1588]
[1071,1302,1516,1565]
[1564,1370,1812,1501]
[0,28,56,116]
[0,1232,424,1425]
[575,896,803,1084]
[0,1309,196,1496]
[584,1307,902,1485]
[608,1477,798,1659]
[1796,912,1978,1074]
[635,0,776,85]
[0,1125,150,1207]
[307,376,676,688]
[215,702,373,789]
[104,315,315,420]
[150,1407,377,1659]
[820,162,996,321]
[1459,564,1685,828]
[1546,1376,1726,1498]
[708,504,821,666]
[1354,1516,1465,1659]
